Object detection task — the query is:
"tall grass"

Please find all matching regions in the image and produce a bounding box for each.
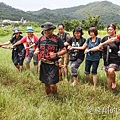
[0,31,120,120]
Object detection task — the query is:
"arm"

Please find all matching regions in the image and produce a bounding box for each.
[1,41,11,49]
[34,47,39,56]
[1,45,10,49]
[57,47,66,56]
[84,46,100,54]
[26,43,35,49]
[3,41,11,45]
[49,47,66,59]
[0,42,3,47]
[10,41,22,49]
[64,41,70,46]
[11,36,26,48]
[99,36,120,48]
[13,41,22,47]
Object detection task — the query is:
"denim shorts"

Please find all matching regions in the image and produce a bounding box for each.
[84,60,100,74]
[25,50,38,65]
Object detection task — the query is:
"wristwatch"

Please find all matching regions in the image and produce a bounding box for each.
[56,53,59,58]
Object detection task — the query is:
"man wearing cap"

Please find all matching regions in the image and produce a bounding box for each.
[2,28,25,72]
[34,22,66,95]
[11,26,39,73]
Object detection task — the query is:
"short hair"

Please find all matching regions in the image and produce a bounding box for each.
[73,27,84,36]
[58,23,65,28]
[88,27,98,36]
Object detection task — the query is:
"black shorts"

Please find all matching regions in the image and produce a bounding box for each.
[12,52,24,66]
[40,61,59,84]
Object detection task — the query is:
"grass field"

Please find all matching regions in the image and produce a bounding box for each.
[1,31,120,120]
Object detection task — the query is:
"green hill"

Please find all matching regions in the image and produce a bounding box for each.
[1,1,120,25]
[29,1,120,25]
[0,2,74,24]
[0,2,38,22]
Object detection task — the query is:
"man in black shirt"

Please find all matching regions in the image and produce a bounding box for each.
[34,22,66,95]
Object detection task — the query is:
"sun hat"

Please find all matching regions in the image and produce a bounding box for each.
[41,22,56,31]
[26,26,34,33]
[13,28,22,35]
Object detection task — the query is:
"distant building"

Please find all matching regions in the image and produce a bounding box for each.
[2,17,28,24]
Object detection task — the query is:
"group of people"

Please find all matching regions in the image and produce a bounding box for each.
[1,22,120,95]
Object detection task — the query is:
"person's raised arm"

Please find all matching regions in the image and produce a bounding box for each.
[2,41,11,45]
[99,36,120,49]
[10,40,22,49]
[1,41,11,49]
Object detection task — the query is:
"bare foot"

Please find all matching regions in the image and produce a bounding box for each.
[70,82,78,87]
[112,83,116,89]
[86,82,90,85]
[93,87,96,91]
[65,79,69,83]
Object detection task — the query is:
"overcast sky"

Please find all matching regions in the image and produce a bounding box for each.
[0,0,119,11]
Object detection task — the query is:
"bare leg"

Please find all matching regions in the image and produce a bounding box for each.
[15,65,22,72]
[71,76,78,86]
[86,74,90,85]
[15,65,20,70]
[93,74,98,90]
[50,84,57,95]
[64,65,69,82]
[26,63,30,70]
[106,68,116,89]
[19,66,23,72]
[34,64,38,73]
[45,84,51,95]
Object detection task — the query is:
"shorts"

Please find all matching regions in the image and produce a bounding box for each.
[59,53,69,66]
[40,61,59,84]
[25,50,38,65]
[84,60,99,74]
[70,58,83,77]
[101,63,120,71]
[12,51,24,66]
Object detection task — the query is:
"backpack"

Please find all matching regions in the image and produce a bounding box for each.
[57,32,69,43]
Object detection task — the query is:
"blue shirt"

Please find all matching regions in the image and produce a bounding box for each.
[86,37,101,61]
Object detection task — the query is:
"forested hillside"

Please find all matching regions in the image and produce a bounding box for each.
[29,1,120,25]
[1,1,120,25]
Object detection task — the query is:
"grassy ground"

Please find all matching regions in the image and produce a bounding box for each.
[1,31,120,120]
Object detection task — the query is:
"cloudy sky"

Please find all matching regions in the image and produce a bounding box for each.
[0,0,119,11]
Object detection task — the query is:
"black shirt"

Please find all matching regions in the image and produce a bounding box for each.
[67,37,86,61]
[38,34,64,60]
[101,36,120,65]
[10,35,24,53]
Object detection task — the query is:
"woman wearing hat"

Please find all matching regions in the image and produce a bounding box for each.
[2,28,25,72]
[11,26,39,73]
